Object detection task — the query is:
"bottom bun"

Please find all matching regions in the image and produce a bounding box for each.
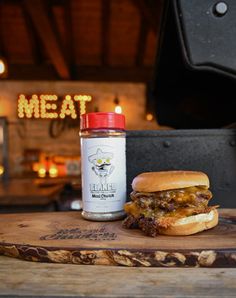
[158,209,219,236]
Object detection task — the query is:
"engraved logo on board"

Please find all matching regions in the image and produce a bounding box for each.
[40,226,117,241]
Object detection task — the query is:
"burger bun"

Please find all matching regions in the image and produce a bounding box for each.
[158,209,218,236]
[132,171,210,192]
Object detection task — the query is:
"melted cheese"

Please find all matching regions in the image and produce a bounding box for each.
[124,202,141,218]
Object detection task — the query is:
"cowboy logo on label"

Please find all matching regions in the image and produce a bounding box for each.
[88,148,115,184]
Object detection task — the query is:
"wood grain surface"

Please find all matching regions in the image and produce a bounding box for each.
[0,256,236,297]
[0,209,235,267]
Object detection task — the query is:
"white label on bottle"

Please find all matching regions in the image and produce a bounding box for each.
[81,137,126,213]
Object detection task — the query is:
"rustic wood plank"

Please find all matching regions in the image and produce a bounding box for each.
[9,64,153,82]
[23,0,70,79]
[101,0,111,66]
[62,0,74,67]
[0,2,7,58]
[21,3,44,65]
[136,16,149,66]
[0,256,235,297]
[132,0,158,34]
[0,209,235,267]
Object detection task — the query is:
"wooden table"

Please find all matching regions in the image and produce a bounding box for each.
[0,256,235,297]
[0,208,235,267]
[0,179,64,212]
[0,209,235,297]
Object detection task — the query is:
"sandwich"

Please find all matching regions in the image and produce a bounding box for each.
[123,171,219,236]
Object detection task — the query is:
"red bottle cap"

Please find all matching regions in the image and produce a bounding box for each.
[80,112,125,130]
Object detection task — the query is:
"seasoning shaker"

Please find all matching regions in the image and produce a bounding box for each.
[80,112,126,221]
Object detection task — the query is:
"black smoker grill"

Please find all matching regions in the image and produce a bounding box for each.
[127,0,236,208]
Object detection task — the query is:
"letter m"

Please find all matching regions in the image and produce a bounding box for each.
[18,94,40,118]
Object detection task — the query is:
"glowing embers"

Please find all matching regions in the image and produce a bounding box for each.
[17,94,92,119]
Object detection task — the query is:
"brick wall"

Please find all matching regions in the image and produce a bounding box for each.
[0,81,160,176]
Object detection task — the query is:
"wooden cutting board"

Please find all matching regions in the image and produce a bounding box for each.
[0,209,235,267]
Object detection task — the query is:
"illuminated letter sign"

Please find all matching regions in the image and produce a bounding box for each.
[60,95,77,119]
[18,94,40,118]
[17,94,92,119]
[74,95,92,115]
[40,95,58,119]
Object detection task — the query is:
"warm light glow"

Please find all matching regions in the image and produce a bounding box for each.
[146,113,154,121]
[60,95,77,119]
[32,162,40,172]
[74,94,92,115]
[0,126,3,145]
[113,96,122,115]
[17,94,92,119]
[115,105,122,114]
[0,59,6,75]
[0,165,4,176]
[40,94,58,119]
[38,165,46,178]
[18,94,40,118]
[49,165,58,178]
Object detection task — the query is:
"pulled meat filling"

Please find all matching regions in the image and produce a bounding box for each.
[123,186,217,236]
[125,186,212,217]
[131,186,212,208]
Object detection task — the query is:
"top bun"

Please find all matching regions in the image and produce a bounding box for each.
[132,171,209,192]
